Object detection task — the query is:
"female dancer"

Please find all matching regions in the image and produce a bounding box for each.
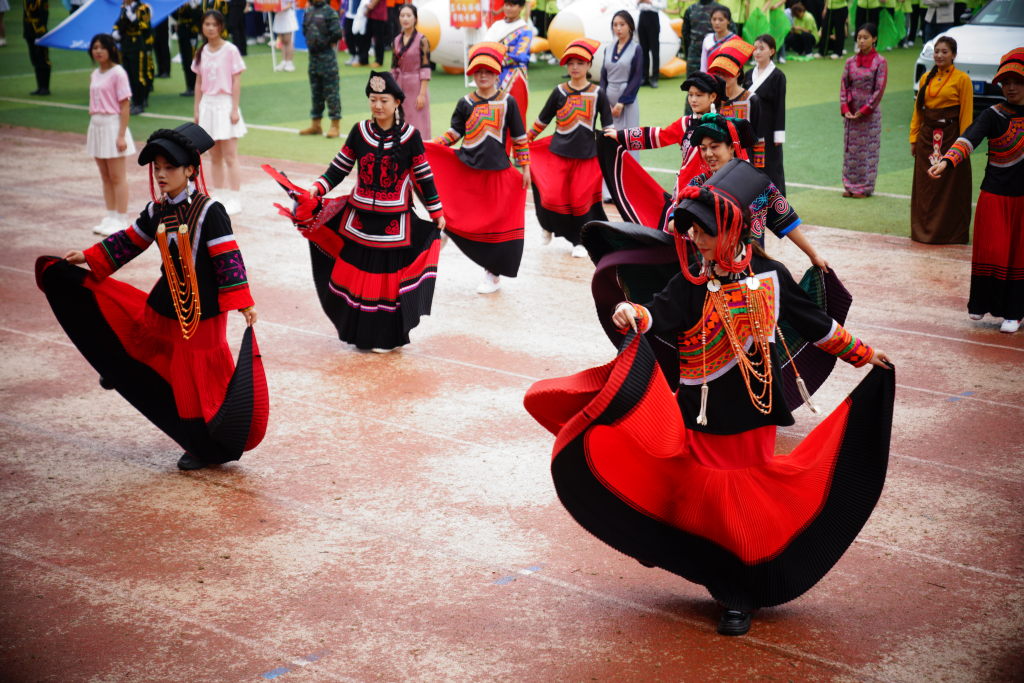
[391,4,431,138]
[707,38,765,169]
[271,72,445,352]
[525,173,894,637]
[528,38,613,257]
[599,10,641,202]
[840,24,887,198]
[36,124,267,471]
[484,0,532,136]
[700,4,735,73]
[192,10,247,216]
[88,33,136,237]
[427,42,530,294]
[745,34,787,194]
[929,49,1024,334]
[910,36,973,244]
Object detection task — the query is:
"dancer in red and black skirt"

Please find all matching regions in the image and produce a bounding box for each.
[426,41,530,295]
[525,171,895,637]
[37,123,269,471]
[527,38,614,258]
[929,49,1024,334]
[269,72,444,353]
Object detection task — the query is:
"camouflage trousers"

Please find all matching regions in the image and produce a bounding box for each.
[308,49,341,121]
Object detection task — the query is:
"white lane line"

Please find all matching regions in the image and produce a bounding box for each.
[894,383,1024,410]
[0,265,34,275]
[0,325,76,347]
[0,68,94,80]
[0,97,300,133]
[808,238,971,265]
[849,321,1024,353]
[0,543,356,682]
[1,185,107,206]
[854,539,1024,584]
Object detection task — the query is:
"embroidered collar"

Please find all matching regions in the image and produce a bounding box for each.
[166,182,195,205]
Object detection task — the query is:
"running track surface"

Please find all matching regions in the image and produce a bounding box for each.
[1,126,1021,683]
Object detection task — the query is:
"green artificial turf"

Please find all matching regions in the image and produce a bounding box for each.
[0,0,987,238]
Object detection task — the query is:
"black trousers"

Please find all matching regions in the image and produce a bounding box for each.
[387,5,400,48]
[154,19,171,76]
[785,31,816,55]
[818,6,847,57]
[27,36,51,90]
[344,17,360,57]
[359,18,386,65]
[637,10,660,83]
[906,5,925,44]
[854,6,880,32]
[122,49,150,106]
[179,31,196,91]
[228,1,247,55]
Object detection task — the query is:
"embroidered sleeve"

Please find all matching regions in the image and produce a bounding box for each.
[814,320,873,367]
[82,221,153,281]
[943,138,973,167]
[506,27,532,68]
[317,125,359,194]
[752,139,765,168]
[764,182,800,238]
[201,202,254,310]
[506,97,530,166]
[860,57,887,116]
[409,131,444,219]
[617,118,683,150]
[527,88,560,142]
[943,107,998,167]
[433,99,467,146]
[840,60,851,116]
[614,302,652,334]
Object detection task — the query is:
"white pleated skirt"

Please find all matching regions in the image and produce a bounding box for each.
[87,114,137,159]
[197,94,248,141]
[273,9,299,34]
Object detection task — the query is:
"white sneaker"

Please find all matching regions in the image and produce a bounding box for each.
[371,347,394,353]
[274,61,286,72]
[540,229,552,245]
[476,271,501,294]
[969,313,984,321]
[830,54,839,60]
[572,244,588,258]
[0,38,7,47]
[1000,319,1021,334]
[283,61,295,72]
[778,56,786,64]
[547,56,558,65]
[92,216,114,234]
[529,53,537,63]
[842,49,848,55]
[223,197,242,215]
[99,220,126,237]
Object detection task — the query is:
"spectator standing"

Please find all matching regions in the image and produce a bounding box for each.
[839,23,887,197]
[343,0,363,65]
[922,0,954,41]
[928,49,1024,333]
[300,0,343,138]
[114,0,154,114]
[390,4,431,136]
[637,0,666,88]
[701,5,736,72]
[902,0,924,47]
[855,0,881,32]
[360,0,387,67]
[682,0,716,108]
[174,0,228,97]
[24,0,50,95]
[600,9,641,200]
[745,34,786,193]
[227,0,247,55]
[193,9,248,215]
[785,2,817,56]
[909,36,972,244]
[818,0,847,59]
[273,0,297,71]
[87,34,136,236]
[153,18,171,77]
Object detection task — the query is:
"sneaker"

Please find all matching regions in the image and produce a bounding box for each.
[547,56,558,65]
[256,36,267,44]
[0,38,7,47]
[813,53,822,59]
[99,220,126,237]
[283,60,295,72]
[717,610,751,636]
[92,216,114,234]
[371,347,394,353]
[842,49,848,55]
[1000,319,1021,334]
[778,56,786,64]
[529,53,537,63]
[246,38,256,45]
[223,198,242,216]
[540,229,552,245]
[477,271,501,294]
[830,54,839,60]
[969,313,984,321]
[274,61,286,71]
[571,244,588,258]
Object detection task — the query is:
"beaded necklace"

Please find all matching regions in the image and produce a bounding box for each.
[156,198,202,340]
[926,66,954,99]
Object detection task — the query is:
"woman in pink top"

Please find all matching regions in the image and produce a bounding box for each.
[87,33,136,237]
[390,4,430,136]
[192,10,247,215]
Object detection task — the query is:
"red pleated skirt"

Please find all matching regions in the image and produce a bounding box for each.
[530,137,607,245]
[969,190,1024,321]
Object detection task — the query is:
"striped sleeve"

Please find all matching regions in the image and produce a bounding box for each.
[409,131,443,219]
[813,320,873,367]
[942,138,973,168]
[432,128,461,146]
[208,234,254,311]
[316,126,359,194]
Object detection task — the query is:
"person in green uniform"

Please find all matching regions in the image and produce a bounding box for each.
[114,0,155,114]
[24,0,50,95]
[683,0,716,108]
[786,2,817,55]
[299,0,343,138]
[818,0,848,59]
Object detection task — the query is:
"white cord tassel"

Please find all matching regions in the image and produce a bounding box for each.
[697,384,709,425]
[796,376,820,414]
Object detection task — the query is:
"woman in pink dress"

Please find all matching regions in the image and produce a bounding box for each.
[840,23,887,198]
[390,4,431,136]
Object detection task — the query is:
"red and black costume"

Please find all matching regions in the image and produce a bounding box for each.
[36,125,268,465]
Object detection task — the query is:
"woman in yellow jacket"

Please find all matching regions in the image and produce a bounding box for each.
[910,35,973,244]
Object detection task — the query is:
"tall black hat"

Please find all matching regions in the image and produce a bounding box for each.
[138,122,215,167]
[687,113,756,153]
[674,158,770,237]
[365,71,406,101]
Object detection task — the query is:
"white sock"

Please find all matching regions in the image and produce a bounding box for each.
[106,210,116,221]
[116,213,127,225]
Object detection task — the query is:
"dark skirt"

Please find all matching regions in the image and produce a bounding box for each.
[305,200,441,350]
[911,106,972,245]
[530,137,607,245]
[596,134,675,232]
[524,332,894,612]
[425,143,526,277]
[763,140,786,196]
[35,256,269,463]
[969,190,1024,321]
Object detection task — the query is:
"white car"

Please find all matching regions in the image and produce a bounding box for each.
[914,0,1024,104]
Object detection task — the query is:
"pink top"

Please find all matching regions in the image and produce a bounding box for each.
[89,65,132,115]
[191,41,246,96]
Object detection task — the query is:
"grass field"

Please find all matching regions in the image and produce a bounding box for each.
[0,0,987,238]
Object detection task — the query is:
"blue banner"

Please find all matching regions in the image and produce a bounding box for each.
[38,0,186,50]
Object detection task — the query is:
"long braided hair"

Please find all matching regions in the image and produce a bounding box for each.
[916,36,957,110]
[145,129,209,201]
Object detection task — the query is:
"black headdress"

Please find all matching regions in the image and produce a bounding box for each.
[680,71,726,101]
[675,158,767,238]
[138,123,215,168]
[365,71,406,101]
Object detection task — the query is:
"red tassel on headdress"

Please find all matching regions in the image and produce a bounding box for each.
[674,186,710,284]
[713,191,752,274]
[725,121,749,162]
[197,161,209,196]
[149,163,157,203]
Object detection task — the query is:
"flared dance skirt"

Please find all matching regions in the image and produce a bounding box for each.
[969,191,1024,321]
[524,333,895,611]
[305,200,441,350]
[596,135,675,232]
[35,257,269,463]
[530,138,606,246]
[425,144,526,277]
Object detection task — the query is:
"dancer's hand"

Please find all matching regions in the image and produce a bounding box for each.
[64,250,86,265]
[522,165,531,189]
[928,160,948,179]
[241,307,258,326]
[611,303,638,332]
[603,128,620,142]
[868,349,893,369]
[809,252,830,273]
[436,215,446,231]
[309,185,322,198]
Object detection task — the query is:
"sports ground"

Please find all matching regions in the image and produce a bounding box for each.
[1,5,1022,682]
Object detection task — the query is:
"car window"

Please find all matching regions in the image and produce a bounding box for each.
[971,0,1024,26]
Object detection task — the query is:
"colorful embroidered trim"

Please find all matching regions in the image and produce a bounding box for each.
[613,303,651,334]
[512,133,530,166]
[814,320,873,367]
[942,138,973,167]
[752,139,765,169]
[527,119,546,142]
[433,129,461,147]
[555,87,597,135]
[987,114,1024,168]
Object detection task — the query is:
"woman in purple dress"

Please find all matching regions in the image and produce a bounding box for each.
[840,23,887,198]
[390,4,431,137]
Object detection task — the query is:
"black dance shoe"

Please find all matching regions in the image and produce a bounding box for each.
[177,452,207,471]
[717,609,751,636]
[129,104,145,115]
[30,88,51,96]
[650,79,659,89]
[180,89,195,97]
[98,377,114,390]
